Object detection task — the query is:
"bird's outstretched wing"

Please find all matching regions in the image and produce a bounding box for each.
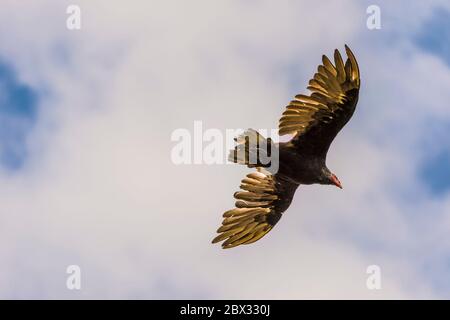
[278,45,360,157]
[212,169,299,249]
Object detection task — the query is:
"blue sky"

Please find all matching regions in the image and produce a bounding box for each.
[415,8,450,196]
[416,7,450,67]
[0,62,38,170]
[420,148,450,196]
[1,0,450,299]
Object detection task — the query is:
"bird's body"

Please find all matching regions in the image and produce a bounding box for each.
[212,45,360,249]
[277,142,326,185]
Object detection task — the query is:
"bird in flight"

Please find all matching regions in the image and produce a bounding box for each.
[212,45,360,249]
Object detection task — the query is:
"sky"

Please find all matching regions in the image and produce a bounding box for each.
[0,0,450,299]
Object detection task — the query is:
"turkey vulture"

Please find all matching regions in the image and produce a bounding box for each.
[212,45,360,249]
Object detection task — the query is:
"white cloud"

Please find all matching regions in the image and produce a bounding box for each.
[0,0,449,299]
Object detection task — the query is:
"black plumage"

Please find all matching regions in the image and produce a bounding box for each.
[212,45,360,249]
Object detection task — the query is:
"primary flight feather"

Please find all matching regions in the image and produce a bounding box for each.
[212,45,360,249]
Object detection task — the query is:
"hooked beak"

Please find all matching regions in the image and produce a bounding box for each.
[331,175,343,189]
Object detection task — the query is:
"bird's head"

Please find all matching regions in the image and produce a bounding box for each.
[322,168,343,189]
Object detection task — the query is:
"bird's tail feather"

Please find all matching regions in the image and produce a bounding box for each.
[228,129,277,170]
